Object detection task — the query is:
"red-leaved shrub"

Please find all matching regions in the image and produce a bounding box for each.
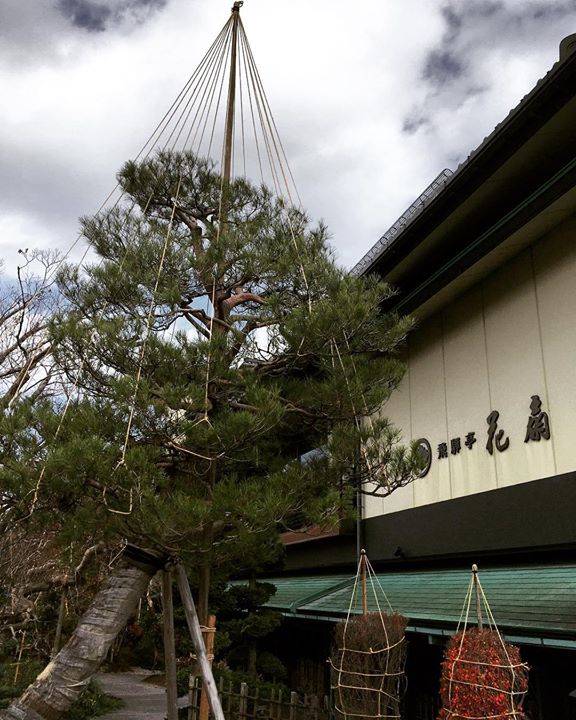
[437,629,529,720]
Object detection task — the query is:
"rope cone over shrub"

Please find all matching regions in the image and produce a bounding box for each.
[330,551,407,719]
[437,565,529,720]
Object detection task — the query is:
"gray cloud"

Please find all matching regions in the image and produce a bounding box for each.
[420,1,504,90]
[2,0,576,276]
[528,1,576,19]
[0,128,125,266]
[401,0,576,137]
[0,1,67,65]
[440,5,463,41]
[402,113,431,135]
[57,0,112,32]
[423,49,466,85]
[425,0,576,89]
[0,0,170,67]
[57,0,168,33]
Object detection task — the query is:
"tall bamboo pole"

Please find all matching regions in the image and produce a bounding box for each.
[361,549,368,616]
[194,8,241,720]
[195,9,243,717]
[222,2,242,184]
[472,564,483,631]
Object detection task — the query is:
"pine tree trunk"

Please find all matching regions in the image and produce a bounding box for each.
[247,640,257,677]
[0,546,165,720]
[247,573,257,677]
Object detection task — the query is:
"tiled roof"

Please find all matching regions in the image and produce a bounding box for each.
[262,564,576,642]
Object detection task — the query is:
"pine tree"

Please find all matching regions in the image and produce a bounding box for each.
[0,151,421,720]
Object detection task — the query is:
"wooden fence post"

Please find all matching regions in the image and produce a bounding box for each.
[199,614,216,720]
[188,675,201,720]
[253,686,260,719]
[289,691,298,720]
[239,682,248,719]
[323,693,331,720]
[310,694,319,720]
[187,675,194,720]
[267,687,274,718]
[226,677,233,716]
[218,676,225,716]
[175,564,226,720]
[162,569,179,720]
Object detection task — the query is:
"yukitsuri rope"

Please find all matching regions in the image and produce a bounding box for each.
[27,6,311,515]
[330,553,407,719]
[26,12,239,517]
[439,567,529,720]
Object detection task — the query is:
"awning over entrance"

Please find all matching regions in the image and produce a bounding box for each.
[261,564,576,649]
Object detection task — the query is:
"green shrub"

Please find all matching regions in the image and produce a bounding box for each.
[0,658,45,708]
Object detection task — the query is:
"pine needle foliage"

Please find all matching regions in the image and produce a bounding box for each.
[2,151,422,564]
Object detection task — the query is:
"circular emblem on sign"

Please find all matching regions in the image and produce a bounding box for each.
[415,438,432,478]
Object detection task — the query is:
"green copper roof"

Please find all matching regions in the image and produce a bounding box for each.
[262,564,576,642]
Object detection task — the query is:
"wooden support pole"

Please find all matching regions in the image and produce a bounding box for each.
[175,564,226,720]
[162,569,179,720]
[472,564,483,631]
[199,614,216,720]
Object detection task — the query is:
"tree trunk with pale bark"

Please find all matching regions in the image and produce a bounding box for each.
[0,546,166,720]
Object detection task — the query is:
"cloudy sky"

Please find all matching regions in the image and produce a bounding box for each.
[1,0,575,276]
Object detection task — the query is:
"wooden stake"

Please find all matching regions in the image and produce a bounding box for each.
[51,588,67,658]
[175,564,226,720]
[472,564,483,631]
[361,549,368,616]
[199,615,216,720]
[13,631,26,684]
[162,570,179,720]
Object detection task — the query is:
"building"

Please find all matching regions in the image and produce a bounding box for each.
[262,34,576,719]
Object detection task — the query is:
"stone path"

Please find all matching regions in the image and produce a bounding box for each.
[94,669,170,720]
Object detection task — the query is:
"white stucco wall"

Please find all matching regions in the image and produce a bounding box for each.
[365,214,576,519]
